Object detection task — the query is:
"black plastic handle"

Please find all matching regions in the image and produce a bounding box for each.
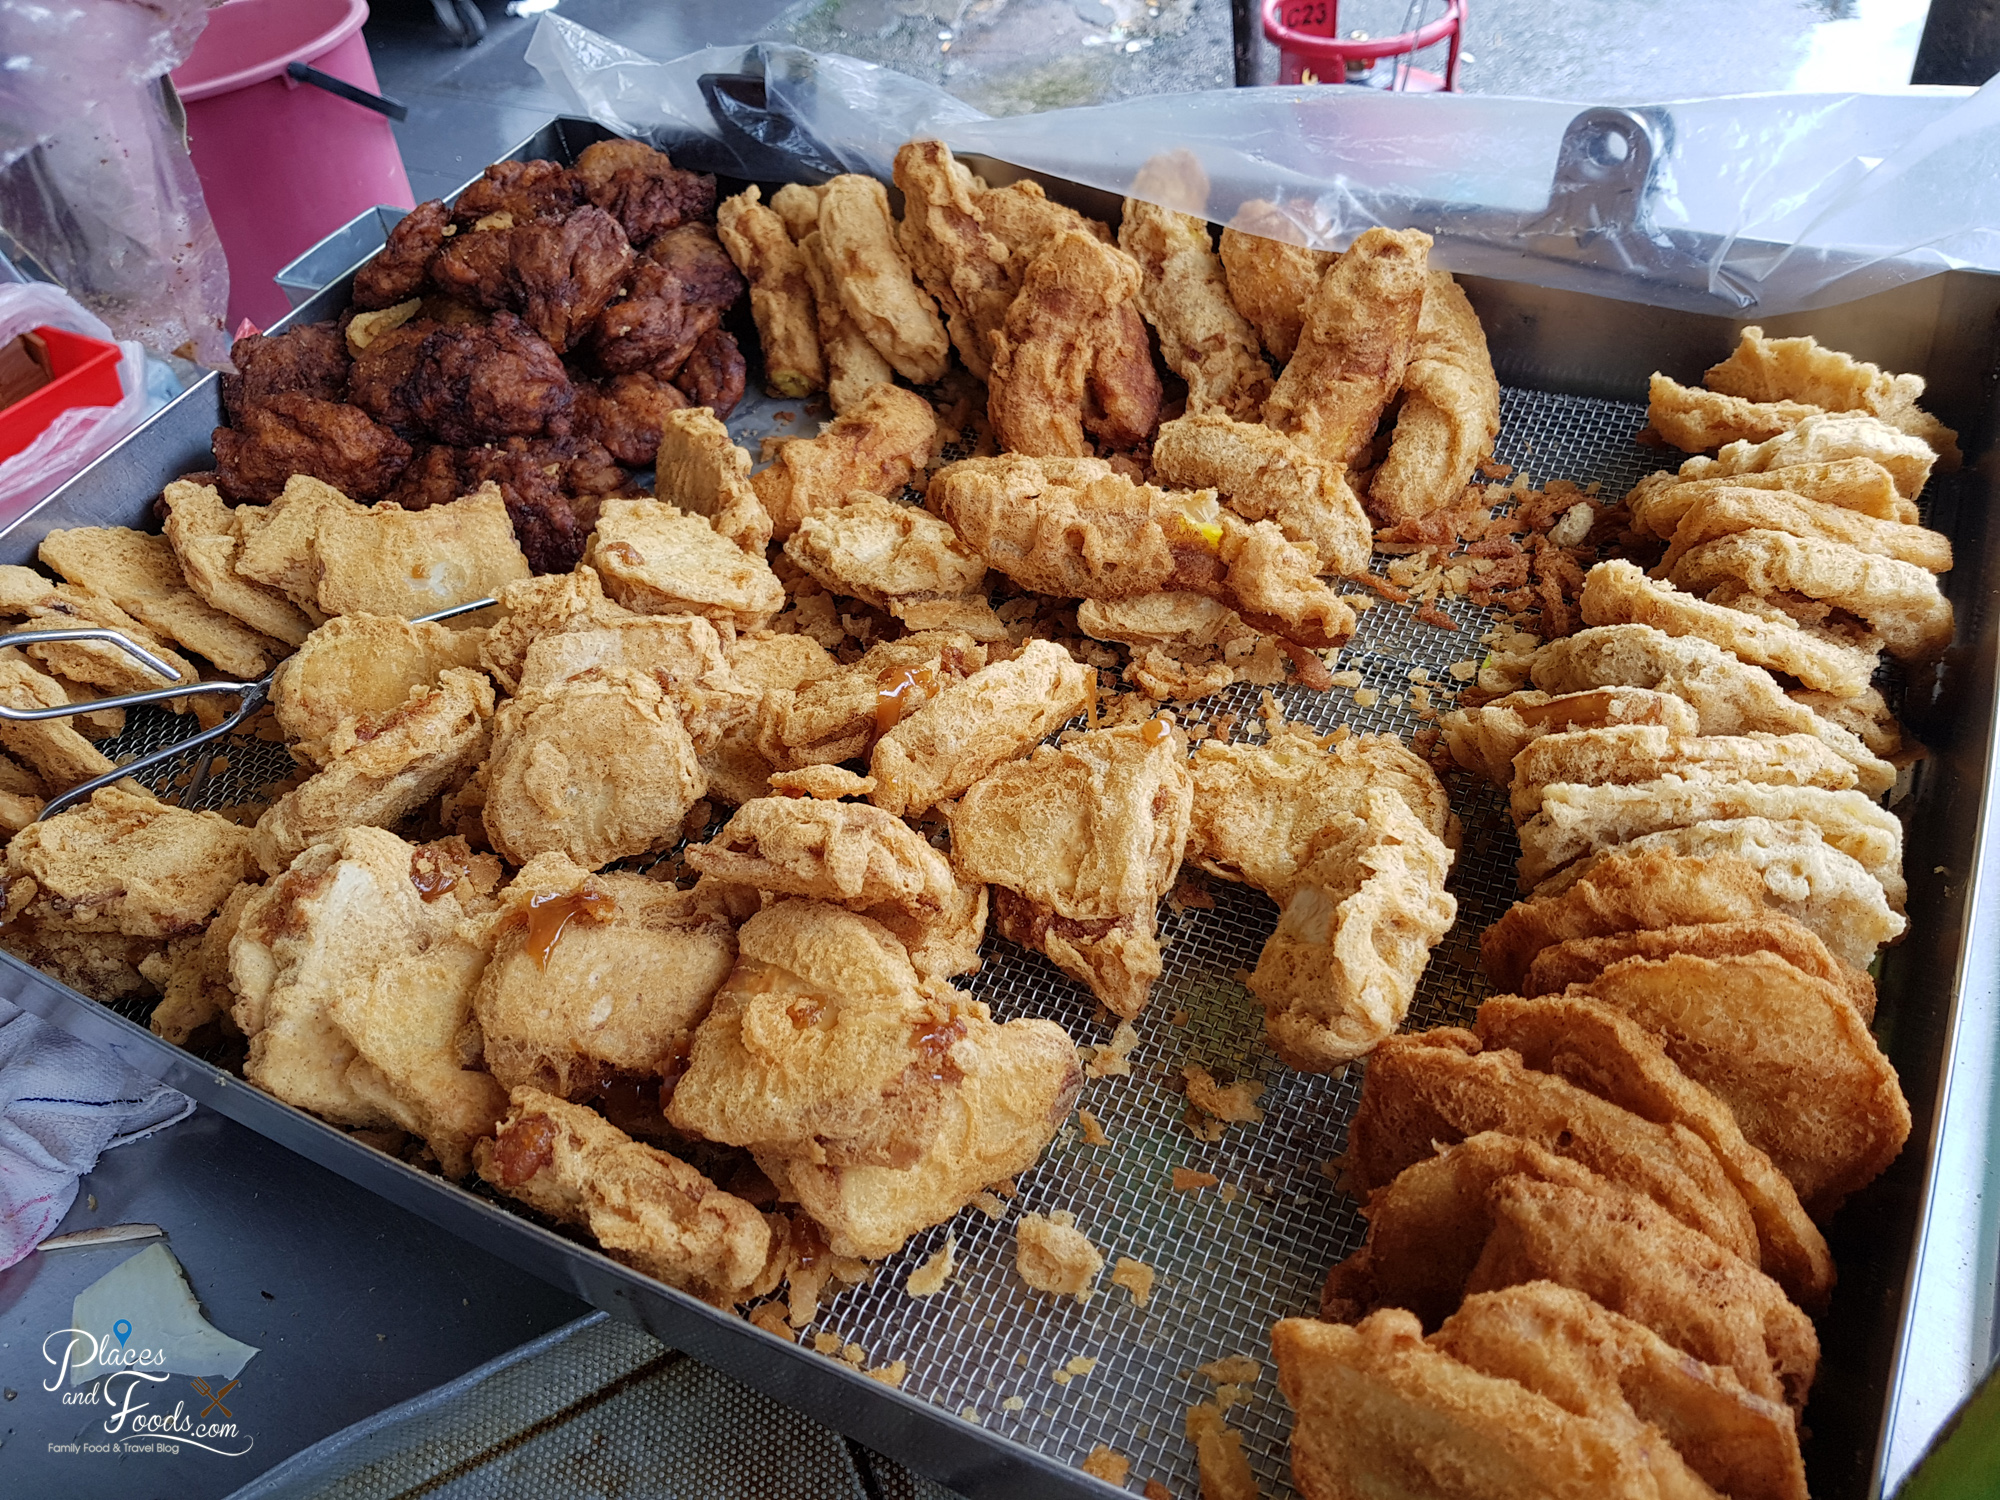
[286,61,409,122]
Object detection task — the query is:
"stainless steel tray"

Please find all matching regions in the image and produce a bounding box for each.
[6,117,1997,1500]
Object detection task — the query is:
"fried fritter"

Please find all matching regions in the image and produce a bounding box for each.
[987,228,1161,457]
[1439,687,1703,785]
[0,649,117,787]
[516,613,731,710]
[1275,1307,1703,1500]
[1369,273,1502,526]
[670,325,746,418]
[817,174,950,384]
[474,852,736,1100]
[1264,227,1432,468]
[1217,200,1336,362]
[478,566,636,694]
[1668,529,1953,663]
[1529,622,1893,795]
[1682,412,1935,502]
[1475,994,1835,1309]
[481,668,705,869]
[585,498,785,629]
[783,493,994,631]
[353,198,451,309]
[343,317,432,435]
[572,138,715,243]
[1118,195,1270,421]
[717,185,823,398]
[976,176,1113,267]
[933,454,1356,649]
[1580,560,1877,697]
[1704,324,1959,466]
[1657,485,1951,578]
[0,926,160,1003]
[1508,725,1857,824]
[798,228,897,415]
[306,482,530,618]
[212,391,413,503]
[750,383,938,540]
[272,612,485,765]
[1152,413,1371,577]
[689,796,985,981]
[149,881,257,1047]
[405,312,574,446]
[650,406,771,553]
[220,322,349,423]
[0,564,204,708]
[1521,917,1873,1021]
[254,667,495,874]
[1573,951,1910,1218]
[590,222,742,377]
[430,207,633,351]
[950,719,1192,1017]
[1436,1283,1808,1500]
[478,1086,769,1305]
[869,639,1092,818]
[1342,1032,1757,1267]
[4,784,259,939]
[160,480,315,646]
[38,525,283,679]
[574,370,689,468]
[755,630,987,770]
[770,182,826,241]
[1645,373,1820,452]
[893,139,1016,380]
[451,158,583,226]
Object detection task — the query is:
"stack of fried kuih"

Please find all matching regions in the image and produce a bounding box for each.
[1274,327,1952,1499]
[0,133,1501,1402]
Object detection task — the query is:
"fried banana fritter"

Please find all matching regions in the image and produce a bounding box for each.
[717,185,823,398]
[800,228,898,415]
[750,383,938,540]
[1703,324,1958,465]
[949,719,1193,1017]
[1645,374,1821,452]
[816,174,950,384]
[1118,196,1270,421]
[1369,272,1502,526]
[307,483,530,617]
[1682,413,1935,502]
[1217,200,1337,362]
[652,407,772,553]
[1151,413,1371,577]
[893,140,1017,380]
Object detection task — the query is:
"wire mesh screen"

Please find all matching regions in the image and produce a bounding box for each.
[73,384,1660,1497]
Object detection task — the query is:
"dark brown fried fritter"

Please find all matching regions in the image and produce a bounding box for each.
[576,372,691,467]
[406,312,574,446]
[212,393,412,503]
[451,158,583,225]
[353,199,451,309]
[345,319,435,434]
[430,208,634,352]
[384,436,630,574]
[672,327,746,420]
[590,226,742,377]
[220,323,350,424]
[382,444,466,511]
[573,138,717,243]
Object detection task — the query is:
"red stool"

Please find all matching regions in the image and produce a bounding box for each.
[1262,0,1465,90]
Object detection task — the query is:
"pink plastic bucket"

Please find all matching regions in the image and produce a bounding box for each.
[173,0,414,331]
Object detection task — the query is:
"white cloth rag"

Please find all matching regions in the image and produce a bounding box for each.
[0,998,194,1268]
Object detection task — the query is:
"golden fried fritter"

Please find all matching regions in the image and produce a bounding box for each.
[652,406,772,553]
[1435,1283,1808,1500]
[817,174,950,384]
[478,1085,769,1305]
[272,612,485,765]
[1703,325,1958,466]
[949,719,1192,1017]
[213,392,413,503]
[1580,560,1877,697]
[1275,1307,1699,1500]
[429,207,633,352]
[0,564,203,708]
[976,176,1112,268]
[4,784,259,939]
[1440,687,1703,785]
[800,228,898,416]
[770,182,826,241]
[688,796,985,981]
[750,383,938,540]
[1508,725,1857,824]
[254,667,495,874]
[869,639,1092,818]
[1682,412,1935,502]
[755,630,987,770]
[160,481,315,647]
[478,566,636,694]
[572,138,715,242]
[1645,373,1820,452]
[149,881,258,1047]
[783,493,993,630]
[585,498,785,630]
[309,483,531,618]
[1218,200,1336,362]
[1657,485,1951,577]
[987,228,1161,457]
[716,185,823,398]
[235,475,365,609]
[1629,459,1913,542]
[1118,197,1270,421]
[1521,918,1873,1021]
[1574,951,1910,1218]
[1369,273,1502,526]
[1152,413,1371,577]
[1,926,160,1003]
[516,613,731,713]
[474,852,736,1100]
[1264,227,1431,468]
[933,454,1356,649]
[1475,994,1835,1309]
[0,649,117,788]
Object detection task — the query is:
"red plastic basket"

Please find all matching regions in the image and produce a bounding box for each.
[1263,0,1465,90]
[0,324,124,466]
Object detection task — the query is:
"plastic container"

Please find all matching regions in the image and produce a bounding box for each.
[0,326,125,466]
[1261,0,1464,90]
[171,0,415,331]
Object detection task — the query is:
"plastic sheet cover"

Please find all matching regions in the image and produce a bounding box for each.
[526,12,2000,317]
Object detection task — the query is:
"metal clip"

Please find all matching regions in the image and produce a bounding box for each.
[1537,106,1669,240]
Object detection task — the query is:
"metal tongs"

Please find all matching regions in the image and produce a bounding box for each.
[1,597,499,821]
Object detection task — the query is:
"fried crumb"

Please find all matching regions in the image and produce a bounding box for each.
[1112,1255,1157,1308]
[990,1177,1018,1198]
[749,1302,794,1339]
[1198,1355,1262,1385]
[1085,1019,1139,1078]
[1082,1446,1132,1485]
[1185,1402,1258,1500]
[1185,1107,1229,1143]
[866,1360,908,1387]
[1171,1167,1219,1191]
[906,1232,957,1297]
[1352,687,1378,708]
[842,1342,867,1365]
[1016,1209,1105,1300]
[972,1191,1009,1219]
[1144,1482,1174,1500]
[812,1331,842,1355]
[1183,1064,1264,1125]
[1219,1181,1241,1203]
[1078,1108,1110,1146]
[961,1404,982,1423]
[1002,1395,1026,1412]
[1170,1010,1190,1027]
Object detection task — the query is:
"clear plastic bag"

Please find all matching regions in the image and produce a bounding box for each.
[0,0,231,367]
[0,282,150,525]
[525,12,2000,317]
